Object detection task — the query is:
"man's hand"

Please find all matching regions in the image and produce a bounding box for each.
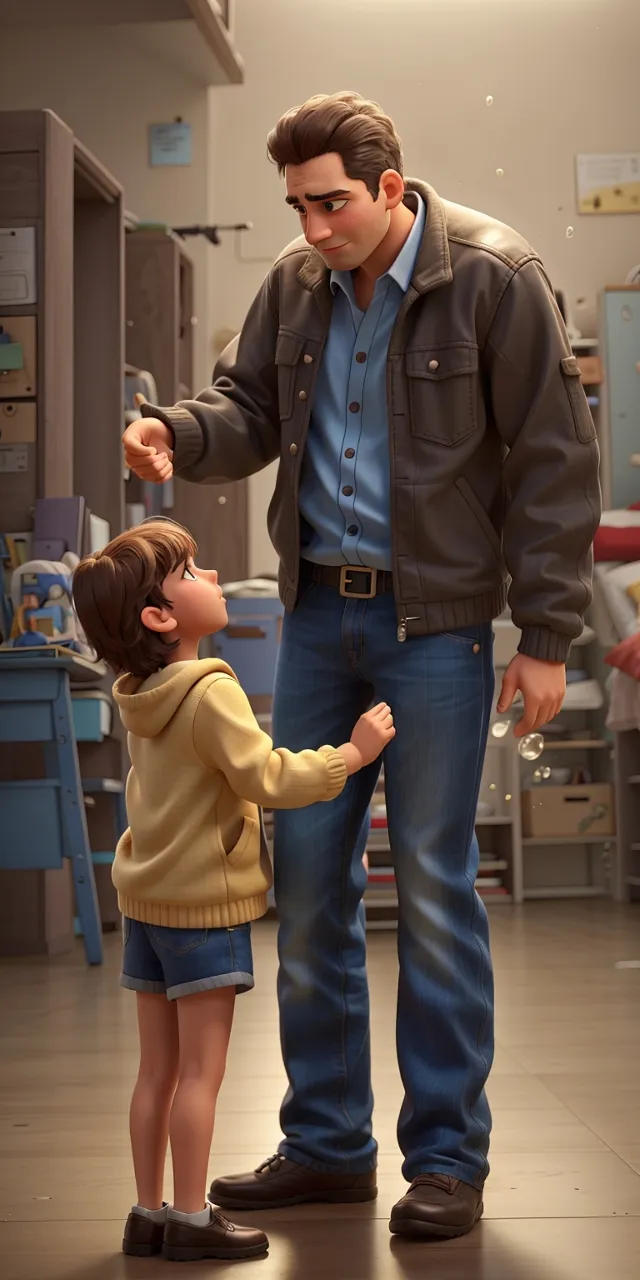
[123,409,174,484]
[497,653,566,737]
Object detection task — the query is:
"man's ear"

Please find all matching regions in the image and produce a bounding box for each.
[379,169,405,210]
[140,605,178,635]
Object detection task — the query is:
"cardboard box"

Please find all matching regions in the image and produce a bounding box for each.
[521,784,615,839]
[576,355,603,385]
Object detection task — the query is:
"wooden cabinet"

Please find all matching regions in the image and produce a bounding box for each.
[125,227,248,583]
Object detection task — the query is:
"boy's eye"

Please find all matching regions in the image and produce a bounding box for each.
[324,199,348,213]
[183,566,197,581]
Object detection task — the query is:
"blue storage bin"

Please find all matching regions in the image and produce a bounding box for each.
[71,691,113,742]
[213,598,284,696]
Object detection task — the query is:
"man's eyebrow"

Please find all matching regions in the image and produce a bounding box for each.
[285,189,350,205]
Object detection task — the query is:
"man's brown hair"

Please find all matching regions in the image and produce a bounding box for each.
[72,520,197,680]
[267,92,403,199]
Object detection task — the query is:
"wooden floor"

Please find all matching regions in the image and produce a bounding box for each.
[1,902,640,1278]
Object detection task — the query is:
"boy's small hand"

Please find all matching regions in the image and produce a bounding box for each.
[351,702,395,766]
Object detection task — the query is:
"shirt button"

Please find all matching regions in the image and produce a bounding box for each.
[472,643,480,654]
[349,401,360,413]
[289,443,298,456]
[355,351,367,364]
[342,485,354,497]
[303,354,314,364]
[345,448,355,459]
[428,359,440,371]
[347,525,358,536]
[299,390,308,401]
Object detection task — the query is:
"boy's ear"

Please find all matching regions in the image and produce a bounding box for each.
[140,605,178,635]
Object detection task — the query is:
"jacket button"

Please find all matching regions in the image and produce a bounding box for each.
[299,390,308,401]
[304,354,314,364]
[289,443,298,456]
[429,359,440,371]
[472,643,480,654]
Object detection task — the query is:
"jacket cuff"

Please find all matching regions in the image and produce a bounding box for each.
[140,402,205,472]
[518,626,571,664]
[318,746,349,799]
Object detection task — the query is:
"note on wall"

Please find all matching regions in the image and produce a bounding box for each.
[576,154,640,214]
[149,122,192,167]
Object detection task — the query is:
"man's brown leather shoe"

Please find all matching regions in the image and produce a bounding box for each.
[122,1211,165,1257]
[162,1209,268,1262]
[390,1174,483,1240]
[210,1153,378,1210]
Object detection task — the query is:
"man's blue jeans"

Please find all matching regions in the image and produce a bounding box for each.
[272,584,495,1190]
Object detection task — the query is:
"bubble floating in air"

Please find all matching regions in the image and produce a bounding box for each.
[486,95,494,107]
[505,793,512,802]
[489,783,497,792]
[532,768,543,784]
[518,733,545,761]
[496,168,504,178]
[491,721,511,739]
[542,766,552,779]
[566,226,575,239]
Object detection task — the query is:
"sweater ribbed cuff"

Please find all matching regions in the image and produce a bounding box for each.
[318,746,349,799]
[140,402,204,471]
[518,625,571,664]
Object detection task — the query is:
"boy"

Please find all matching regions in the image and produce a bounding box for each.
[73,518,394,1263]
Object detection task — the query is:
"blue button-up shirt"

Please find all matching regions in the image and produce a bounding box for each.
[299,194,426,571]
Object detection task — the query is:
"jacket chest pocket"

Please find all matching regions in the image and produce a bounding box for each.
[275,328,305,421]
[406,344,479,445]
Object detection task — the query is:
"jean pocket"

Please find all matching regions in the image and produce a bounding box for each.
[439,628,482,647]
[149,926,208,956]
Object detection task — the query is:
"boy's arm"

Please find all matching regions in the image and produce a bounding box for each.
[193,676,348,808]
[140,274,281,484]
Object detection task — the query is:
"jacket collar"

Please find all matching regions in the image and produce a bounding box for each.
[297,178,453,297]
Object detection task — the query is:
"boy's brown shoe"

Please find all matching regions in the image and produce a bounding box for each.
[122,1211,165,1257]
[162,1210,268,1262]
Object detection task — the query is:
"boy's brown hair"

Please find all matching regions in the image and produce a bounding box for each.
[267,92,403,199]
[73,520,197,679]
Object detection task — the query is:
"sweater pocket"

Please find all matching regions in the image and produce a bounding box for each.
[225,815,258,868]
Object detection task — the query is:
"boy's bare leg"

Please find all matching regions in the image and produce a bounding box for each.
[170,987,236,1213]
[130,993,179,1208]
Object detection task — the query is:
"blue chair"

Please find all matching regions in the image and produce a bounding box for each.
[0,651,104,964]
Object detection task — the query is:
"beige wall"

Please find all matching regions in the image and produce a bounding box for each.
[209,0,640,574]
[0,22,215,389]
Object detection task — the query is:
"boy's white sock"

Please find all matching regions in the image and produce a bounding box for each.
[132,1203,168,1224]
[168,1204,212,1228]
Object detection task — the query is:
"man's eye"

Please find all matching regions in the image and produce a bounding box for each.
[324,199,348,213]
[183,566,197,581]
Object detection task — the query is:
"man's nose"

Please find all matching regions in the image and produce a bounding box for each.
[305,214,332,246]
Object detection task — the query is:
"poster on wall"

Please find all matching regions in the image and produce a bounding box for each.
[576,154,640,214]
[149,122,192,167]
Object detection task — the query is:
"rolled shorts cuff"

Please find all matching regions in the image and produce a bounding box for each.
[120,974,166,995]
[167,972,255,1001]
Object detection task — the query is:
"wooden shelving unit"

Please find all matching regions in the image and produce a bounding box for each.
[614,728,640,902]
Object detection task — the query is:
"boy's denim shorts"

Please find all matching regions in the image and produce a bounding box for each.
[121,918,254,1001]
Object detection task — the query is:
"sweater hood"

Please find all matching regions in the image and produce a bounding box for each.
[113,658,236,738]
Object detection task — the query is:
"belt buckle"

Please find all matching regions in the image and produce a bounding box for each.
[339,565,377,599]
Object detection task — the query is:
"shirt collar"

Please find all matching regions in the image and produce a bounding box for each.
[330,191,426,298]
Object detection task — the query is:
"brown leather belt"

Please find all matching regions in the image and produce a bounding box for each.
[300,561,394,599]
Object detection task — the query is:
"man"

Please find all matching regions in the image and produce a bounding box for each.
[124,93,600,1241]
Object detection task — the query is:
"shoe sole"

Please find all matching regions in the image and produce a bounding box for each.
[210,1187,378,1211]
[389,1203,483,1242]
[162,1242,268,1262]
[122,1241,163,1257]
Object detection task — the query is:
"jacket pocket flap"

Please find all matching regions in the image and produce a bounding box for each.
[276,329,305,366]
[560,355,581,378]
[226,815,258,867]
[407,345,479,380]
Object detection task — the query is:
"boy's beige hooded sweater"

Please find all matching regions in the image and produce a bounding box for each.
[112,659,347,928]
